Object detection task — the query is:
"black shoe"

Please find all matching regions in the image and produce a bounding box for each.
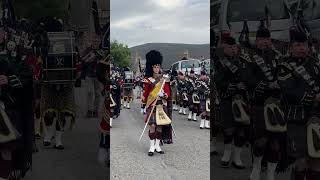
[54,145,65,150]
[188,119,192,121]
[86,111,93,117]
[200,127,204,129]
[193,119,197,121]
[220,160,230,168]
[156,150,164,154]
[148,152,154,156]
[211,151,218,156]
[43,141,51,147]
[231,162,245,169]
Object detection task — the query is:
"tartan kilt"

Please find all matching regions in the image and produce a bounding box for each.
[171,86,177,102]
[100,96,110,135]
[40,84,75,127]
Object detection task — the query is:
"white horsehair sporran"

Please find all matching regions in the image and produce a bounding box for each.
[264,97,286,132]
[307,116,320,158]
[155,104,172,125]
[232,95,250,125]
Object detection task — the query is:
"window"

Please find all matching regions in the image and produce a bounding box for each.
[301,0,320,20]
[211,2,221,26]
[171,63,179,71]
[227,0,290,22]
[181,60,200,69]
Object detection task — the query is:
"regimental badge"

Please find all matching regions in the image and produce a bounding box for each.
[56,57,64,66]
[7,41,16,51]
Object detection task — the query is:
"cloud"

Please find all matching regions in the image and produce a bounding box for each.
[111,0,209,47]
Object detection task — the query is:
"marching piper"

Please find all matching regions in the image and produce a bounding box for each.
[214,35,250,169]
[197,70,210,129]
[247,26,286,180]
[141,50,172,156]
[278,30,320,180]
[186,70,199,121]
[96,53,110,167]
[177,71,188,115]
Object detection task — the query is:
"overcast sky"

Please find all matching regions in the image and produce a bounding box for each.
[110,0,210,47]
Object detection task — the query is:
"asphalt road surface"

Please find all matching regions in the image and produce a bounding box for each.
[24,85,109,180]
[110,98,210,180]
[211,136,292,180]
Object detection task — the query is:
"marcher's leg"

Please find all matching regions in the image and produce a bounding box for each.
[148,124,156,156]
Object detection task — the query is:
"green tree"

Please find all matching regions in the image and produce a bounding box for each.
[111,40,131,68]
[13,0,68,20]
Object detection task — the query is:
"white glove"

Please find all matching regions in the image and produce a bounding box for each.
[158,90,165,97]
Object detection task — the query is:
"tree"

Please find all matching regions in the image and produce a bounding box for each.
[110,40,131,68]
[13,0,68,20]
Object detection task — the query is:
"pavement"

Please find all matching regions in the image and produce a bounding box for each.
[110,98,210,180]
[24,84,109,180]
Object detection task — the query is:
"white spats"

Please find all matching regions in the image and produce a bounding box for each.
[200,119,205,129]
[193,113,197,121]
[55,131,63,146]
[183,108,187,115]
[188,111,192,120]
[44,125,54,143]
[149,140,155,153]
[205,120,210,129]
[173,104,178,111]
[127,102,130,109]
[179,108,183,114]
[266,162,277,180]
[110,118,113,127]
[250,156,263,180]
[154,139,162,152]
[140,108,144,114]
[233,147,244,166]
[221,144,232,162]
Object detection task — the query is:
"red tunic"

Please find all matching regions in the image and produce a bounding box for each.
[142,77,170,123]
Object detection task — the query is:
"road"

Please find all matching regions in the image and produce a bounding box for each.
[24,85,109,180]
[110,99,210,180]
[211,136,292,180]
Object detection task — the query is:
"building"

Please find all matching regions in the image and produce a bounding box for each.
[69,0,109,51]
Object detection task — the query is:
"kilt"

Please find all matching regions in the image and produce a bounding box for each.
[40,84,75,122]
[287,123,307,159]
[100,96,110,135]
[123,88,133,97]
[219,98,234,129]
[171,86,177,102]
[251,105,267,139]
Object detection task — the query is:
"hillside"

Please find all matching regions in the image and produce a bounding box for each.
[130,43,210,69]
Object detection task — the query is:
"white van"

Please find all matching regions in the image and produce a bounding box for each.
[170,59,201,75]
[212,0,293,44]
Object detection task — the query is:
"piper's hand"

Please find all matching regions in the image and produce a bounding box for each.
[158,91,164,98]
[0,75,8,86]
[163,74,169,79]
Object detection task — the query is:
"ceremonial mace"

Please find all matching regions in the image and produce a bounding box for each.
[138,74,177,142]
